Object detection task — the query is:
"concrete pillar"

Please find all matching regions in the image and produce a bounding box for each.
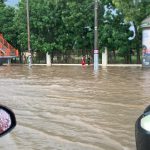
[28,55,32,67]
[46,52,51,66]
[7,58,11,65]
[102,47,108,66]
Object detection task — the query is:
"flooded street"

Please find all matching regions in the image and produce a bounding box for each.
[0,65,149,150]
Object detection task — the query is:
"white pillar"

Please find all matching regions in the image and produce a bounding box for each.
[94,50,99,70]
[28,55,32,67]
[46,52,51,66]
[7,58,11,65]
[102,47,108,66]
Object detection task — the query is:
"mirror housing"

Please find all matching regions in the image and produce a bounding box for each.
[135,105,150,150]
[0,105,16,137]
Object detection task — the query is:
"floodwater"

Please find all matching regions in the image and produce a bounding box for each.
[0,65,149,150]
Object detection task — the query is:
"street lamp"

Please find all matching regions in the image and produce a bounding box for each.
[94,0,99,71]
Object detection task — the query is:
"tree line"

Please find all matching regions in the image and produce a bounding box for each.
[1,0,150,64]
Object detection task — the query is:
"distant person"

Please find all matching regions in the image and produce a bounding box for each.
[27,55,32,67]
[81,56,86,66]
[87,56,90,65]
[22,54,27,64]
[142,45,147,56]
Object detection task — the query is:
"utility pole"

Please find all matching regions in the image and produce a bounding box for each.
[26,0,32,66]
[26,0,30,53]
[94,0,99,71]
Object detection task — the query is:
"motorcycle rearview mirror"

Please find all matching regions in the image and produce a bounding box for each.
[0,105,16,137]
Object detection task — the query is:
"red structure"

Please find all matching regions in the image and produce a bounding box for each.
[0,33,18,60]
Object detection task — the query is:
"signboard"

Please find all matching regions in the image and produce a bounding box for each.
[142,29,150,67]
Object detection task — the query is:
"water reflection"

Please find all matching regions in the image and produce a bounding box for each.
[0,65,149,150]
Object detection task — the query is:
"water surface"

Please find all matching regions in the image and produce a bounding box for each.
[0,65,149,150]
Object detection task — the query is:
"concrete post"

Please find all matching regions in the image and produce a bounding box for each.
[28,55,32,67]
[102,47,108,66]
[7,58,11,65]
[46,52,51,66]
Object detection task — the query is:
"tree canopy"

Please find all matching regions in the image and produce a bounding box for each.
[1,0,149,64]
[112,0,150,63]
[0,1,16,45]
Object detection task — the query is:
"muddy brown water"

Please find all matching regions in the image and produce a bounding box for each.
[0,65,149,150]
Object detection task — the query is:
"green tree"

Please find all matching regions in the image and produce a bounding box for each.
[52,0,95,61]
[0,1,16,46]
[112,0,150,63]
[0,0,6,3]
[14,0,134,64]
[100,2,132,63]
[15,0,96,63]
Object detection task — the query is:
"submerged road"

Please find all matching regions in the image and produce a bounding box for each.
[0,65,148,150]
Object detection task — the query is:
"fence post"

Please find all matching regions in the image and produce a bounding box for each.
[46,52,51,66]
[102,47,108,66]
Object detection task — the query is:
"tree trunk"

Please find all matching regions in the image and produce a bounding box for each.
[113,50,116,63]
